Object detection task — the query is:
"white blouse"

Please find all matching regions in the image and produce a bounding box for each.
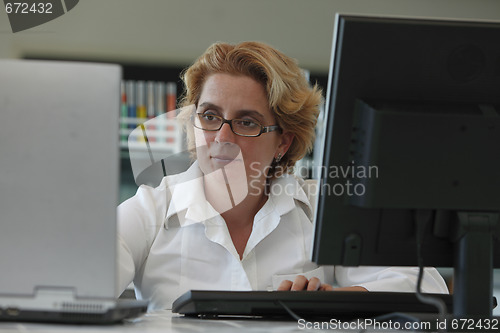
[117,162,448,311]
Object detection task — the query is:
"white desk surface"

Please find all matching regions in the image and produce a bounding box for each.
[3,310,486,332]
[0,311,311,333]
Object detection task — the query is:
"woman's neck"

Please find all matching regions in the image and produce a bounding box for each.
[203,171,268,219]
[204,174,269,259]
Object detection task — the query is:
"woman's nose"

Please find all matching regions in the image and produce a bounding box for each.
[215,122,237,143]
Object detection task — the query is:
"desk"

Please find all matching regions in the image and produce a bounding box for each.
[0,311,307,333]
[4,311,493,332]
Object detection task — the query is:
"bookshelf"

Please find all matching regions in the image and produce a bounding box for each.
[118,64,187,202]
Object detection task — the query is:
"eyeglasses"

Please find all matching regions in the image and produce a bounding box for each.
[193,113,281,137]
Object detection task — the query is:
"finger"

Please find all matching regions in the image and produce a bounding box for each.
[333,286,367,292]
[319,283,334,291]
[277,280,293,291]
[291,275,308,291]
[306,277,321,291]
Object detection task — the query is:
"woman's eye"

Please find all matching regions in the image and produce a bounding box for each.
[236,119,258,127]
[202,113,218,121]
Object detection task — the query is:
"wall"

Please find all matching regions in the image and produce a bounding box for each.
[0,0,499,73]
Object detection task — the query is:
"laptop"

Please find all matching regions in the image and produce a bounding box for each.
[172,290,456,320]
[0,60,148,324]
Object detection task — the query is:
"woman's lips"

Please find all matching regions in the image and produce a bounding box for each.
[211,155,241,167]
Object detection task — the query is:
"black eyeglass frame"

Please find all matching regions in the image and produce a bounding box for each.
[192,113,282,137]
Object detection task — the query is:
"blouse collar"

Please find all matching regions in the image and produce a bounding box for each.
[164,161,313,229]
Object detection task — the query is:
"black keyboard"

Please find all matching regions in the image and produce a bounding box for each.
[172,290,454,320]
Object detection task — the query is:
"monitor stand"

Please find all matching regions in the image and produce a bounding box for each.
[380,211,499,331]
[452,211,499,317]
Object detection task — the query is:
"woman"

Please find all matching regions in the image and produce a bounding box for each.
[117,41,448,310]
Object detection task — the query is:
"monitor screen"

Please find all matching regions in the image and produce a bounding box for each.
[312,14,500,317]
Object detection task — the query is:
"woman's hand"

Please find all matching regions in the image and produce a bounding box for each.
[277,275,333,291]
[277,275,368,292]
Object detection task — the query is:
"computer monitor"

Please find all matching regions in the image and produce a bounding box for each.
[312,14,500,318]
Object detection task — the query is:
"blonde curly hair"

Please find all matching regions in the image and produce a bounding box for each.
[178,41,323,178]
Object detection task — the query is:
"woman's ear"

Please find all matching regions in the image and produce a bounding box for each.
[277,131,295,157]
